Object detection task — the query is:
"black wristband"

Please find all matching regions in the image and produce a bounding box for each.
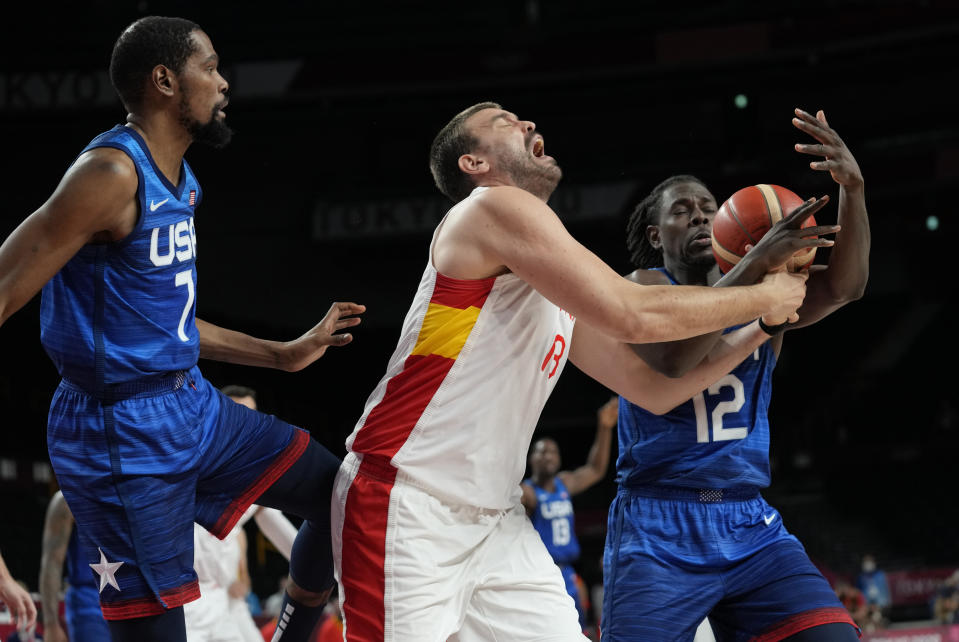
[758,318,789,336]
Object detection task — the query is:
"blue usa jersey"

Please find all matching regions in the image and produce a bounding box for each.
[40,125,203,386]
[524,476,581,565]
[616,268,776,490]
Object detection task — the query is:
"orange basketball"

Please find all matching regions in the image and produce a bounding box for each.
[711,184,817,274]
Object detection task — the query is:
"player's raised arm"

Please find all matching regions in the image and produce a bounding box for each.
[195,300,365,372]
[465,186,807,344]
[789,108,870,329]
[558,396,617,495]
[0,149,138,327]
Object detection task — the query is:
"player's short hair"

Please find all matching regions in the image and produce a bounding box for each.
[109,15,201,112]
[626,174,708,269]
[220,384,257,401]
[429,101,501,203]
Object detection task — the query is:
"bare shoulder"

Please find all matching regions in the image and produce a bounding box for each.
[472,185,555,225]
[626,268,670,286]
[65,147,137,189]
[46,147,139,238]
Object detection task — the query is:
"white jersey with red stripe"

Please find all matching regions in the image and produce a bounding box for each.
[345,186,576,510]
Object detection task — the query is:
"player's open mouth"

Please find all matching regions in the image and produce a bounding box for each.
[532,137,545,158]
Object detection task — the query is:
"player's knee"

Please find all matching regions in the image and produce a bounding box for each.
[286,577,332,608]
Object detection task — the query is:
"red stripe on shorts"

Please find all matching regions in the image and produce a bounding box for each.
[341,456,398,642]
[752,606,860,641]
[210,428,310,538]
[100,579,201,620]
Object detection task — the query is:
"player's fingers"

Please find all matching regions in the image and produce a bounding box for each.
[326,302,366,319]
[794,108,836,138]
[806,265,829,275]
[25,597,37,629]
[783,196,829,227]
[794,141,835,157]
[787,312,800,323]
[793,108,820,125]
[809,158,847,172]
[792,111,829,138]
[327,333,354,347]
[334,317,363,330]
[14,595,36,630]
[800,224,841,238]
[338,302,366,314]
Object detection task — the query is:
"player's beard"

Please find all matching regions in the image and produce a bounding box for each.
[179,93,233,149]
[499,147,562,201]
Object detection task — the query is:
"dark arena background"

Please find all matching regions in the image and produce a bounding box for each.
[1,1,957,638]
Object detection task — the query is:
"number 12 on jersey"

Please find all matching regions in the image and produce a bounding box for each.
[693,373,748,443]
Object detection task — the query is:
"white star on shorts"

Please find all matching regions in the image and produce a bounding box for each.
[89,547,124,593]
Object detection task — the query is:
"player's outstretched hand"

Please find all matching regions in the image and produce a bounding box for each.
[744,196,838,273]
[281,301,365,372]
[0,573,36,632]
[760,269,809,325]
[793,108,864,189]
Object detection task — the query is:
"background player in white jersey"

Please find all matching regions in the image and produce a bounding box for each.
[522,396,618,636]
[184,385,299,642]
[331,101,813,641]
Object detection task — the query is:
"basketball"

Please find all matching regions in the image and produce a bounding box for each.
[711,184,817,273]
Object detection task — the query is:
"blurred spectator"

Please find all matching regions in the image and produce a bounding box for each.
[856,553,890,629]
[835,580,871,631]
[856,554,891,608]
[933,570,959,625]
[314,599,344,642]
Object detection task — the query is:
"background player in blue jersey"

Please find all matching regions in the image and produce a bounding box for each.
[523,396,618,636]
[0,16,363,642]
[601,108,870,641]
[39,491,109,642]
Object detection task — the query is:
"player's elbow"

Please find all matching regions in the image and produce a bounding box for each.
[657,360,697,379]
[826,273,869,307]
[623,392,673,416]
[619,310,677,345]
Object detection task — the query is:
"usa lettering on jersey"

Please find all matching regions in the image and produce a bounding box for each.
[150,217,197,266]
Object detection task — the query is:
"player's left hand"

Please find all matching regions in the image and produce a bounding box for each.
[793,108,863,189]
[280,301,365,372]
[0,574,36,632]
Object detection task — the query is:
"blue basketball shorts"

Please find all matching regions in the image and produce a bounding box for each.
[64,584,110,642]
[601,487,858,641]
[48,365,309,620]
